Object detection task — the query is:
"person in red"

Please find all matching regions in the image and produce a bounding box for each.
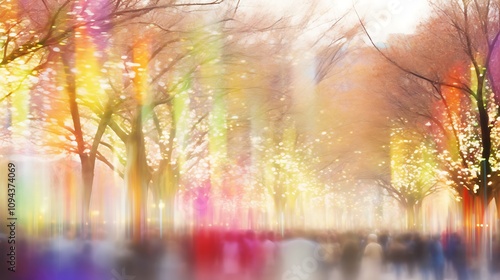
[193,227,217,280]
[221,230,241,278]
[259,231,278,280]
[239,230,260,279]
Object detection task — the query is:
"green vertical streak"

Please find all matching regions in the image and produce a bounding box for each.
[390,128,402,184]
[11,82,28,137]
[419,141,435,181]
[209,94,227,164]
[192,24,227,186]
[173,75,191,168]
[471,64,478,95]
[249,90,267,193]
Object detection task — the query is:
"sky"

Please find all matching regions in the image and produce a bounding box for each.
[247,0,431,42]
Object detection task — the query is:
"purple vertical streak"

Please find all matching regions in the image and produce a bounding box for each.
[76,0,112,53]
[489,35,500,101]
[194,180,211,218]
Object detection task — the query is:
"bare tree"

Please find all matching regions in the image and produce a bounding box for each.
[360,0,500,226]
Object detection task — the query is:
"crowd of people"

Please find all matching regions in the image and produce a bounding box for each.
[1,227,500,280]
[188,229,499,280]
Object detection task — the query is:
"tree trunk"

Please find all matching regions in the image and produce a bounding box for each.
[63,56,93,230]
[462,193,486,257]
[81,159,93,228]
[406,204,415,230]
[496,192,500,237]
[154,162,179,234]
[126,106,150,242]
[273,190,285,236]
[414,203,423,231]
[403,201,417,230]
[152,100,179,234]
[62,52,115,236]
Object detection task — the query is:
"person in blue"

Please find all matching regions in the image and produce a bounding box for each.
[428,235,445,280]
[387,235,407,280]
[491,235,500,276]
[447,233,468,280]
[412,234,430,280]
[339,234,362,280]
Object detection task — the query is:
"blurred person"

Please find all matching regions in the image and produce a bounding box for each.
[89,228,116,276]
[378,230,391,272]
[221,231,241,278]
[403,233,417,277]
[49,228,83,280]
[339,235,362,280]
[179,233,195,280]
[73,242,97,280]
[413,234,430,280]
[240,230,263,279]
[157,238,189,280]
[280,232,324,280]
[260,231,278,280]
[317,233,341,279]
[428,235,445,280]
[51,228,81,260]
[0,233,9,272]
[491,235,500,278]
[442,230,455,277]
[35,236,60,280]
[447,233,469,280]
[12,238,37,280]
[114,241,141,280]
[115,239,164,280]
[387,235,407,280]
[193,227,218,280]
[360,233,383,280]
